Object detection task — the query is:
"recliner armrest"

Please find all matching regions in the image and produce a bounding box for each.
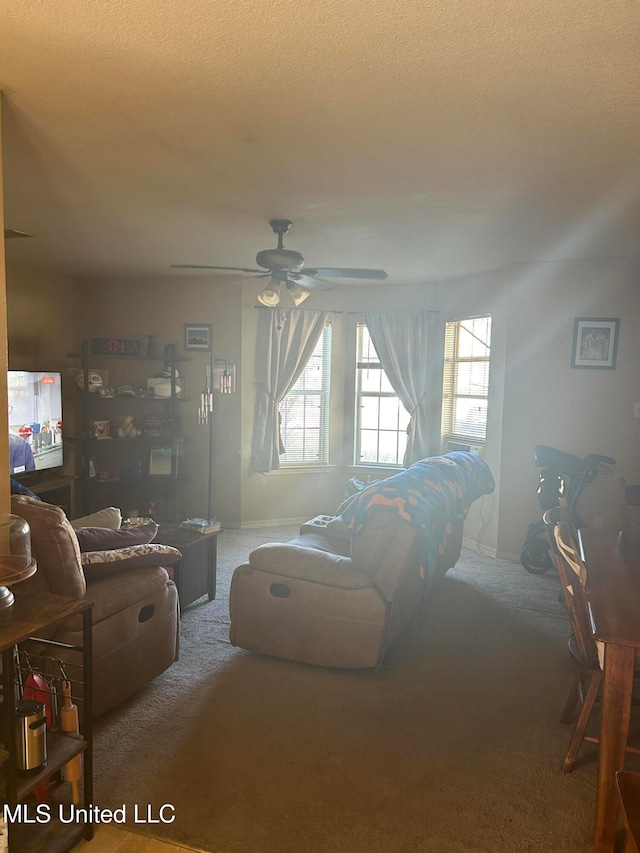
[249,543,372,589]
[81,544,182,581]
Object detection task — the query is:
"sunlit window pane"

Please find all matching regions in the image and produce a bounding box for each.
[453,398,488,439]
[379,372,396,394]
[360,367,383,392]
[295,362,322,391]
[457,318,490,358]
[360,397,380,429]
[378,431,401,464]
[455,362,490,396]
[355,324,409,466]
[280,325,331,464]
[359,430,379,463]
[379,396,400,430]
[442,316,491,443]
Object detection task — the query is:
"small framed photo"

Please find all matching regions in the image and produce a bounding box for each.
[571,318,620,370]
[149,445,176,476]
[90,420,111,439]
[184,324,212,351]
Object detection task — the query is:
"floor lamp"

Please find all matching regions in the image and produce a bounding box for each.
[198,354,234,527]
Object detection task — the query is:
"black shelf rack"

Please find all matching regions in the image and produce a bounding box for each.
[70,342,185,522]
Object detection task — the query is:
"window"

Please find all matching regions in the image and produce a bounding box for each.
[441,316,492,442]
[279,323,332,464]
[355,323,410,466]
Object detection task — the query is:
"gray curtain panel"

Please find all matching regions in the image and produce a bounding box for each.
[364,311,432,467]
[251,308,329,473]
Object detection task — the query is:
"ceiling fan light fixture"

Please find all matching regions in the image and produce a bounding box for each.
[287,282,311,306]
[258,282,281,307]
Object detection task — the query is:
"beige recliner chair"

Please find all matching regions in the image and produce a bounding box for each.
[230,451,495,669]
[230,512,431,669]
[11,496,180,717]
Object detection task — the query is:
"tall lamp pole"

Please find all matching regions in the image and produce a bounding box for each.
[197,353,234,526]
[198,354,215,526]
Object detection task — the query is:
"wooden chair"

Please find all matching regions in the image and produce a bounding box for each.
[616,771,640,853]
[619,477,640,541]
[545,507,640,772]
[544,507,603,771]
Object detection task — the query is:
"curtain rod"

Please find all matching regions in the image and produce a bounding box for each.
[254,305,342,314]
[346,309,440,315]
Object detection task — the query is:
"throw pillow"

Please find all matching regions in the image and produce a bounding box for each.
[70,507,122,530]
[81,543,182,580]
[74,521,158,553]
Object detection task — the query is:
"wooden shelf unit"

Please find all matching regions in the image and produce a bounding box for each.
[0,592,93,852]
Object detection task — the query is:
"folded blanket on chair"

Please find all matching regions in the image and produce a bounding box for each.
[340,451,495,579]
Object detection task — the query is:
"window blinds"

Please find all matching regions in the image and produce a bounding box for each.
[442,316,491,442]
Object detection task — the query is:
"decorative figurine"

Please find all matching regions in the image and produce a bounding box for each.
[115,415,141,439]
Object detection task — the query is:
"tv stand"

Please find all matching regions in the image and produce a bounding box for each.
[20,475,76,516]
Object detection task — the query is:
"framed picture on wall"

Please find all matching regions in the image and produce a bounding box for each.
[571,317,619,370]
[184,324,212,351]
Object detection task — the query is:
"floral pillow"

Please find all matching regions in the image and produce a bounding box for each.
[81,543,182,580]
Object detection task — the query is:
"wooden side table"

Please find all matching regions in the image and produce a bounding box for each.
[154,524,221,609]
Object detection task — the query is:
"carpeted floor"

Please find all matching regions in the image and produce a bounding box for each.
[93,526,637,853]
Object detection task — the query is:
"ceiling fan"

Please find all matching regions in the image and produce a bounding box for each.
[171,219,388,306]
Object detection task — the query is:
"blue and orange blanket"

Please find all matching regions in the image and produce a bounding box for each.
[340,451,495,580]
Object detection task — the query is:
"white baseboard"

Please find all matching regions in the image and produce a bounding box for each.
[223,516,310,530]
[496,551,523,563]
[462,536,520,563]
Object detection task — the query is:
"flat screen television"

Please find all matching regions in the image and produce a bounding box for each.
[8,371,63,477]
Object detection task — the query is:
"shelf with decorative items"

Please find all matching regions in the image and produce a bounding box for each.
[0,577,93,853]
[67,341,186,523]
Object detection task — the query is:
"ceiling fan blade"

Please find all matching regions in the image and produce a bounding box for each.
[170,265,263,273]
[289,273,334,292]
[303,267,388,280]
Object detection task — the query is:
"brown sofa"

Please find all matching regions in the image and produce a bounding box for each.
[230,451,495,668]
[11,496,180,717]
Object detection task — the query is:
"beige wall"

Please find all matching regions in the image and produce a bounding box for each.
[6,262,86,370]
[496,259,640,556]
[6,257,640,562]
[5,262,88,478]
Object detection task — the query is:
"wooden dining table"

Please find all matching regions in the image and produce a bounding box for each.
[579,527,640,853]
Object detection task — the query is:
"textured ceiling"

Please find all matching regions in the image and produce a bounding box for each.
[2,0,640,285]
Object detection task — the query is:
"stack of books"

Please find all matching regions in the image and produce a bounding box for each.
[179,517,221,534]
